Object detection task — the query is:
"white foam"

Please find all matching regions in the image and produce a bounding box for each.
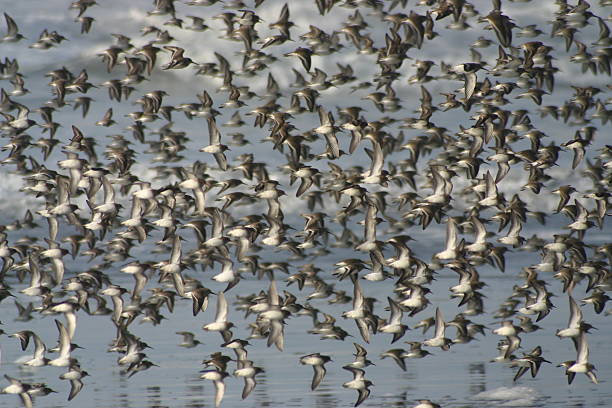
[473,386,542,407]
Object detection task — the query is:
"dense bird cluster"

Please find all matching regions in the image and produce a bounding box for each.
[0,0,610,407]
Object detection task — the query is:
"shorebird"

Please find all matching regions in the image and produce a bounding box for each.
[59,363,89,401]
[176,331,201,348]
[423,307,452,350]
[0,0,610,403]
[556,295,593,343]
[379,297,408,343]
[162,46,195,70]
[203,291,234,342]
[434,217,460,261]
[0,13,24,43]
[510,345,551,382]
[342,366,373,407]
[200,369,228,408]
[48,320,74,367]
[300,353,332,390]
[9,331,49,367]
[2,375,33,408]
[346,343,375,370]
[559,331,598,384]
[234,359,264,399]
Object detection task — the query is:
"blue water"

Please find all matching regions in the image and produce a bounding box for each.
[0,0,610,407]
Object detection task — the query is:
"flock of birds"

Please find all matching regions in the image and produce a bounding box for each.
[0,0,610,407]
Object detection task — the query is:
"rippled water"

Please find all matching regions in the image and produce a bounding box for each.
[0,0,611,407]
[1,263,611,408]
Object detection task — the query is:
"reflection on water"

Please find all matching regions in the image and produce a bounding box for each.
[1,264,611,408]
[1,271,610,408]
[468,362,486,395]
[184,384,205,408]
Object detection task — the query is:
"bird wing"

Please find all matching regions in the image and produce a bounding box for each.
[68,379,83,401]
[352,278,364,311]
[485,170,497,198]
[312,364,326,390]
[568,295,582,328]
[434,307,445,338]
[576,332,589,364]
[268,319,285,351]
[214,379,225,408]
[216,291,228,323]
[268,279,279,306]
[211,208,224,238]
[472,216,487,243]
[208,119,221,145]
[28,254,41,287]
[296,176,313,197]
[388,297,402,325]
[464,72,477,100]
[32,334,47,360]
[445,218,457,252]
[355,387,371,407]
[368,139,384,177]
[4,13,19,36]
[213,152,229,171]
[19,392,33,408]
[353,342,367,357]
[355,318,371,344]
[242,376,256,399]
[55,319,70,359]
[170,235,182,265]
